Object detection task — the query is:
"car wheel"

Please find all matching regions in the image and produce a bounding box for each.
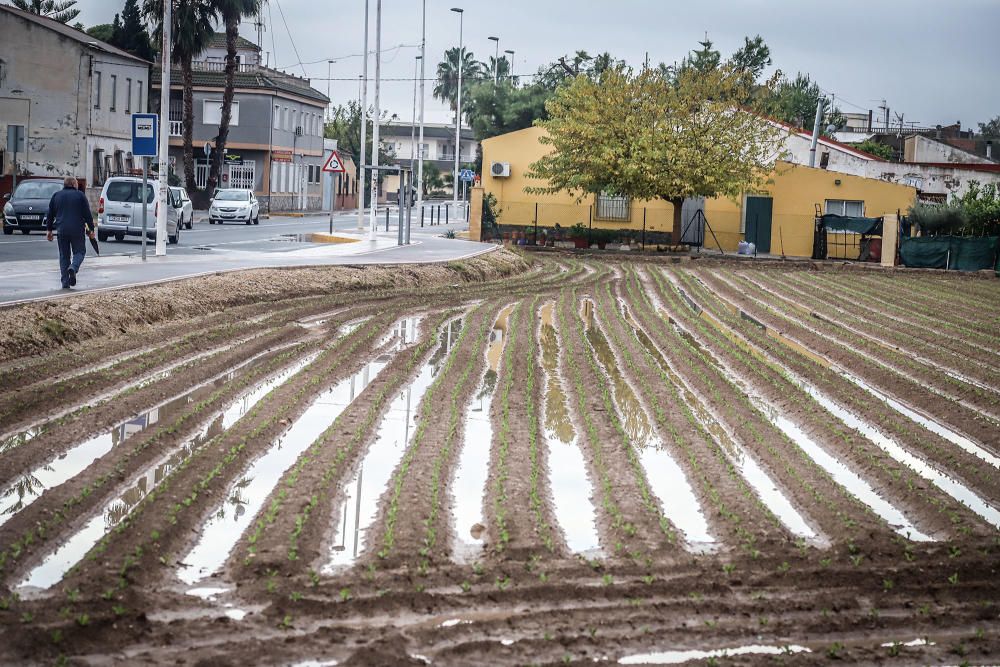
[98,230,109,242]
[168,229,179,245]
[245,217,252,225]
[186,216,193,230]
[253,215,259,225]
[2,226,13,235]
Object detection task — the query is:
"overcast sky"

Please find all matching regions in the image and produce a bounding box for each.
[76,0,1000,130]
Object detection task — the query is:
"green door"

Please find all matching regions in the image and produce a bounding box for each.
[745,196,773,253]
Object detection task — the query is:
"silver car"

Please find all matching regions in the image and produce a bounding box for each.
[170,187,195,230]
[97,177,180,244]
[209,189,260,225]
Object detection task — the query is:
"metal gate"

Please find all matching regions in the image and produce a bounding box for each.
[228,160,255,190]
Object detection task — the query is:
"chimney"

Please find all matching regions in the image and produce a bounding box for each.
[988,141,994,160]
[867,109,873,132]
[935,124,942,139]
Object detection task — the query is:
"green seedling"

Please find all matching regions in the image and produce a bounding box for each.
[722,563,736,575]
[290,591,303,602]
[948,572,959,585]
[76,613,90,627]
[883,578,894,591]
[279,615,293,630]
[460,581,471,593]
[601,573,613,586]
[339,588,351,602]
[112,605,126,616]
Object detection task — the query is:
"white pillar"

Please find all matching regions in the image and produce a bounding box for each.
[155,0,171,256]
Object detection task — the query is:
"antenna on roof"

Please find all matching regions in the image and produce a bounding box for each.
[254,1,267,53]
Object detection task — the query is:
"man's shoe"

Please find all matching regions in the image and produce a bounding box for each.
[67,268,76,287]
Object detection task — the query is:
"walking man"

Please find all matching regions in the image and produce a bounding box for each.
[46,177,95,289]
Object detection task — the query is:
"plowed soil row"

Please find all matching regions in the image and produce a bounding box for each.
[0,254,997,666]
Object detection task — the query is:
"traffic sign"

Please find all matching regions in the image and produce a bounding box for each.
[131,114,158,157]
[459,168,475,182]
[323,151,347,173]
[203,141,212,158]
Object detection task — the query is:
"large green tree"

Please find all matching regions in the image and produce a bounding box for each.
[766,72,844,134]
[144,0,218,192]
[979,115,1000,137]
[113,0,155,61]
[206,0,262,193]
[528,63,786,242]
[86,23,114,42]
[11,0,79,23]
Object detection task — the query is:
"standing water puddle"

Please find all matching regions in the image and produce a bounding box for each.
[0,347,285,528]
[619,644,811,664]
[323,318,463,572]
[580,299,715,550]
[539,302,602,554]
[16,352,321,592]
[619,300,819,542]
[452,304,515,562]
[177,318,425,585]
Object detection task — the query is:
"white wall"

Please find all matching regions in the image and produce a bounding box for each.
[904,135,993,165]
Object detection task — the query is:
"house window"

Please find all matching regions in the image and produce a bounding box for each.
[825,199,865,217]
[110,74,117,111]
[136,81,143,112]
[114,150,125,174]
[595,192,631,221]
[274,105,280,129]
[125,78,132,113]
[93,149,105,185]
[203,100,240,126]
[94,71,102,109]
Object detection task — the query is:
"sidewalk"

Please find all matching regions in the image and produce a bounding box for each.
[0,230,493,306]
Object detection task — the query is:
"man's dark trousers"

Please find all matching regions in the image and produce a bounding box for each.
[57,230,87,288]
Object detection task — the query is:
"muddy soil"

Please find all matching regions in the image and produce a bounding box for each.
[1,254,998,666]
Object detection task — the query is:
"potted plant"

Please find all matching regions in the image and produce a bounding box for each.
[570,222,589,249]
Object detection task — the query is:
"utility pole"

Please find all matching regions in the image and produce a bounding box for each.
[155,0,171,256]
[410,55,420,174]
[416,0,426,220]
[451,7,464,206]
[488,36,499,86]
[367,0,382,241]
[357,0,369,231]
[808,98,823,168]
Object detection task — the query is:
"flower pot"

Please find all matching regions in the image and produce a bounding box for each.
[573,238,589,249]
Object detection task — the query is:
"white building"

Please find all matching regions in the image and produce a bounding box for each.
[0,4,151,200]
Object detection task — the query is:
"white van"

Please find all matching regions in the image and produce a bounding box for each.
[97,176,181,244]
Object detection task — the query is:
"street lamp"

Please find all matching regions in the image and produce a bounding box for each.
[326,59,334,122]
[368,0,382,241]
[357,0,370,232]
[410,55,421,174]
[504,49,515,81]
[488,36,499,86]
[450,7,463,206]
[416,0,426,222]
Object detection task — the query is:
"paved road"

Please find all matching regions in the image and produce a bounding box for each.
[0,209,489,306]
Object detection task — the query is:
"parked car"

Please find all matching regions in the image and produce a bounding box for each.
[97,176,180,244]
[170,186,194,229]
[2,178,65,235]
[208,189,260,225]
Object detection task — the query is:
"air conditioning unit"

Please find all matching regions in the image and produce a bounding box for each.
[295,126,303,137]
[491,161,511,178]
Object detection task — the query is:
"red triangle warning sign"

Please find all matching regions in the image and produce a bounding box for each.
[322,151,346,173]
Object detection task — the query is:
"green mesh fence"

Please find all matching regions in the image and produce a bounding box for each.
[899,236,999,271]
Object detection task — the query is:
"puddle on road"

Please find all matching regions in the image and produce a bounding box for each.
[176,340,410,585]
[324,318,463,572]
[621,300,819,541]
[618,644,811,664]
[16,354,320,593]
[538,302,601,554]
[452,304,515,562]
[0,352,275,528]
[580,299,715,550]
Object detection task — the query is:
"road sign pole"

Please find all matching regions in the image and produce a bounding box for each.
[141,157,148,261]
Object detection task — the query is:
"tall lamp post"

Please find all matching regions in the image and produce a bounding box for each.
[488,36,499,86]
[410,55,420,175]
[416,0,426,222]
[504,49,515,82]
[155,0,171,257]
[450,7,463,206]
[368,0,382,241]
[326,59,334,122]
[357,0,369,231]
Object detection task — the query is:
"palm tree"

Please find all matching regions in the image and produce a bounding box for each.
[205,0,263,194]
[11,0,80,23]
[144,0,218,192]
[433,47,484,117]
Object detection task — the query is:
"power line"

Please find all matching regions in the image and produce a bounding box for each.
[276,43,419,71]
[273,0,307,77]
[266,1,278,67]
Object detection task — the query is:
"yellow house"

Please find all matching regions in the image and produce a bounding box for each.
[479,125,917,258]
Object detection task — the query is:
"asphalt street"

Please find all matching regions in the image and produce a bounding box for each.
[0,206,490,305]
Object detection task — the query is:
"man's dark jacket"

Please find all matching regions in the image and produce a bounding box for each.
[46,186,94,235]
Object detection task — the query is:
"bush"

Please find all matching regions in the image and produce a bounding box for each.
[907,202,968,236]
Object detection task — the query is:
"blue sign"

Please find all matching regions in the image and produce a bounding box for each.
[459,168,475,182]
[131,113,159,157]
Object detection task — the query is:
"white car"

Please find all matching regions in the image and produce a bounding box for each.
[97,176,181,244]
[170,187,194,230]
[209,189,260,225]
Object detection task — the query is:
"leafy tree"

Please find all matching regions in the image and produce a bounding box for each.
[113,0,155,61]
[11,0,80,23]
[86,23,115,42]
[484,55,512,83]
[766,72,843,134]
[205,0,263,193]
[678,37,721,75]
[979,115,1000,137]
[527,63,786,242]
[323,101,395,205]
[951,181,1000,235]
[729,35,772,83]
[853,139,894,160]
[144,0,218,191]
[434,47,484,116]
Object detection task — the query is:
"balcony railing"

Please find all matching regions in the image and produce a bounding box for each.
[191,61,259,73]
[169,120,183,137]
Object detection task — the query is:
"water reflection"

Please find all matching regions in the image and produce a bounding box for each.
[325,317,464,571]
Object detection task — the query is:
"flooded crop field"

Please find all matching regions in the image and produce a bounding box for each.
[1,249,999,665]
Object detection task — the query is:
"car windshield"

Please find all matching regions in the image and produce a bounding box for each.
[106,181,155,204]
[13,181,63,200]
[215,190,249,202]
